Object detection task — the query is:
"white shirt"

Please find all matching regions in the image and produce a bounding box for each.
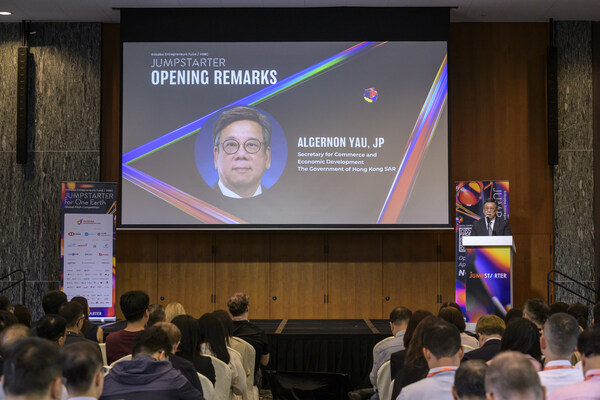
[217,180,262,198]
[538,360,583,395]
[398,367,457,400]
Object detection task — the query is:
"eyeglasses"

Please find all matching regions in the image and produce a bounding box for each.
[217,138,264,155]
[483,206,497,211]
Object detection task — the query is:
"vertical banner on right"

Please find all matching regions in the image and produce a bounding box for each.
[455,181,511,322]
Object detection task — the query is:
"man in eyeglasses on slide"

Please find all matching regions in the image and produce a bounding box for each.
[213,106,272,198]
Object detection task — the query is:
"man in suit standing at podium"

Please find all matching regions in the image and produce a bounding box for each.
[470,198,512,236]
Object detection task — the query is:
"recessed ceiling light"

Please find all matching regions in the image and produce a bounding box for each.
[0,11,12,16]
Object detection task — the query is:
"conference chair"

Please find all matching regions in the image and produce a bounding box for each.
[198,372,215,400]
[230,337,258,400]
[267,370,353,400]
[206,354,234,400]
[98,343,108,366]
[109,354,132,367]
[372,336,394,355]
[375,361,392,400]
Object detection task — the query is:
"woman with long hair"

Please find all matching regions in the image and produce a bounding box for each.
[499,317,542,371]
[171,314,216,385]
[164,302,186,322]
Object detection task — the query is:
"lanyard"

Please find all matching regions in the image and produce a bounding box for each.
[427,367,457,378]
[585,371,600,381]
[544,365,574,371]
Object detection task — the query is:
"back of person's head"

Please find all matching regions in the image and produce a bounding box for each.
[42,290,68,315]
[198,312,230,364]
[453,359,487,400]
[213,309,234,338]
[12,304,32,327]
[440,301,462,313]
[0,324,32,357]
[549,301,569,315]
[3,337,63,398]
[0,310,18,332]
[475,315,505,337]
[164,302,186,322]
[423,321,461,359]
[154,321,182,350]
[403,310,433,348]
[36,314,67,346]
[405,315,439,364]
[227,292,250,317]
[71,296,90,318]
[577,325,600,358]
[438,306,466,333]
[542,312,580,357]
[61,341,103,397]
[594,302,600,326]
[389,306,412,326]
[567,303,589,330]
[500,317,541,362]
[132,326,172,357]
[147,304,166,327]
[0,294,11,312]
[504,308,522,325]
[485,351,544,400]
[171,315,201,362]
[523,298,550,327]
[58,301,84,329]
[119,290,149,322]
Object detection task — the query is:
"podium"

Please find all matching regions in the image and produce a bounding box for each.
[460,236,516,322]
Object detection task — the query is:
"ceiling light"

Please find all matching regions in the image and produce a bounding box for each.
[0,11,12,16]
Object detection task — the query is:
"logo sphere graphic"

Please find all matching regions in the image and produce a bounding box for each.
[363,88,378,103]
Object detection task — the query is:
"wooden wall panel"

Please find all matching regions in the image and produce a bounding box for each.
[327,233,382,318]
[512,233,553,307]
[101,24,120,182]
[439,231,457,306]
[270,233,326,318]
[157,233,214,317]
[214,232,270,318]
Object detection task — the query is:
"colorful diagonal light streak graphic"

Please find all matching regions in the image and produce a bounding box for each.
[123,165,246,224]
[378,54,448,224]
[123,41,378,165]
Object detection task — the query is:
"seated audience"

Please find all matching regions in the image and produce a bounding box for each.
[42,290,68,315]
[499,317,542,371]
[199,312,246,396]
[105,290,149,364]
[0,311,17,332]
[485,351,545,400]
[0,296,11,313]
[0,324,32,375]
[452,359,487,400]
[548,325,600,400]
[165,302,186,323]
[566,303,589,330]
[523,298,550,330]
[147,304,166,327]
[36,314,67,347]
[100,326,203,400]
[227,293,270,385]
[12,305,31,327]
[462,315,505,362]
[61,341,104,399]
[538,313,582,394]
[71,296,104,343]
[391,313,437,399]
[438,306,479,352]
[213,309,254,386]
[549,302,569,315]
[171,315,216,385]
[2,337,63,400]
[399,321,464,400]
[59,301,100,351]
[503,308,522,325]
[154,321,204,393]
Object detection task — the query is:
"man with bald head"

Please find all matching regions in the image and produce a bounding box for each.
[485,351,545,400]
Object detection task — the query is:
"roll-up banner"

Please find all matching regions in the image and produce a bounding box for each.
[455,181,510,322]
[61,182,117,321]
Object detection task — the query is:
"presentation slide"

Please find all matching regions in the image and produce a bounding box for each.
[121,41,449,226]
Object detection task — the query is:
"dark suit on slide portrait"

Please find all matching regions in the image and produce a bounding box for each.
[470,217,512,236]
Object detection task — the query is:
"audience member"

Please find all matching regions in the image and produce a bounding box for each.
[199,312,246,396]
[523,298,550,330]
[71,296,104,343]
[227,293,270,384]
[61,341,104,399]
[566,303,589,330]
[42,290,68,315]
[390,314,437,399]
[101,326,204,400]
[0,324,32,375]
[485,351,545,400]
[399,321,463,400]
[154,321,204,393]
[12,304,31,327]
[0,311,17,332]
[548,325,600,399]
[538,313,582,395]
[438,306,479,352]
[147,304,166,327]
[500,317,542,371]
[462,315,505,362]
[171,315,216,385]
[0,296,11,313]
[549,302,569,315]
[164,302,186,323]
[2,337,63,400]
[213,309,254,388]
[59,301,100,351]
[504,308,523,325]
[105,290,149,364]
[452,359,487,400]
[36,314,67,347]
